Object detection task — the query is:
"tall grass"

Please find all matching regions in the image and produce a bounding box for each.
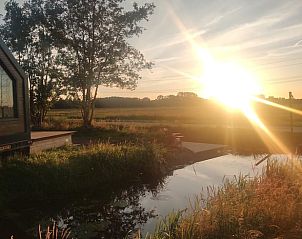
[0,142,167,205]
[38,223,71,239]
[149,158,302,239]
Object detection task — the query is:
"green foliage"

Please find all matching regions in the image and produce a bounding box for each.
[1,0,30,55]
[1,0,64,127]
[0,142,166,205]
[46,0,155,127]
[148,211,184,239]
[52,93,204,109]
[150,159,302,239]
[1,0,155,127]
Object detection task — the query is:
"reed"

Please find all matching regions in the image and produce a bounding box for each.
[149,158,302,238]
[38,223,71,239]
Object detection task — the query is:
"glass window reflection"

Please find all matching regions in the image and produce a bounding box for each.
[0,65,15,118]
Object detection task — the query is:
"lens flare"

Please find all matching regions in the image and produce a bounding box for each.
[164,2,296,155]
[198,48,262,111]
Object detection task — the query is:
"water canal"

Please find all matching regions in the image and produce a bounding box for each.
[19,153,288,238]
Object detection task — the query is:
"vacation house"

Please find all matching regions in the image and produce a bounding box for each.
[0,39,30,156]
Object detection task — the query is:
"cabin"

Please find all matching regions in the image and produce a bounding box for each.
[0,40,30,157]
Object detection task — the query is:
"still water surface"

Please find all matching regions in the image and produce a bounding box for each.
[140,154,268,234]
[33,154,287,238]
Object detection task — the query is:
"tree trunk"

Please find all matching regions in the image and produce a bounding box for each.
[81,85,98,128]
[82,87,93,128]
[88,85,99,127]
[29,82,34,125]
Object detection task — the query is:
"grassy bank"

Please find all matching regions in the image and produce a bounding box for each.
[149,158,302,239]
[0,142,166,207]
[0,125,173,238]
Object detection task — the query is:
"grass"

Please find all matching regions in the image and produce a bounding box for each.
[0,124,177,238]
[44,107,302,154]
[148,158,302,239]
[7,107,302,237]
[46,106,250,128]
[72,124,171,145]
[0,142,167,206]
[47,105,302,128]
[48,106,229,124]
[38,223,71,239]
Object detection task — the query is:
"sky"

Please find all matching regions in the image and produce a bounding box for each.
[1,0,302,99]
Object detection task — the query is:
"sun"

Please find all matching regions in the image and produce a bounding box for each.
[197,48,262,111]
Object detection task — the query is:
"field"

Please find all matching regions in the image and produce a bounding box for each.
[47,106,302,153]
[48,105,302,128]
[47,106,239,126]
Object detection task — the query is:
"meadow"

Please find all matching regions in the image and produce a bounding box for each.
[47,106,238,126]
[47,103,302,127]
[46,106,302,153]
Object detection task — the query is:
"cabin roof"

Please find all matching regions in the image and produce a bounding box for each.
[0,39,27,81]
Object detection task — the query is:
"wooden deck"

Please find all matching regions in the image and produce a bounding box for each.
[31,131,75,154]
[182,141,228,161]
[182,142,227,154]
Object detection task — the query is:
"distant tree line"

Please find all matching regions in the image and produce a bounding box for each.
[52,92,302,109]
[257,95,302,110]
[53,92,207,109]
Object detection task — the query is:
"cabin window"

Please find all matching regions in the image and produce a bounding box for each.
[0,65,16,119]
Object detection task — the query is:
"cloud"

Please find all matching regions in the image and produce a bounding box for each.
[141,28,206,53]
[153,56,183,64]
[294,39,302,47]
[3,0,302,97]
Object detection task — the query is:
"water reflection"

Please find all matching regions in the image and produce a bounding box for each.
[25,153,287,238]
[139,154,285,235]
[32,182,165,238]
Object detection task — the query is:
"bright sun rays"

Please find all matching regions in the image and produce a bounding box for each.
[163,1,302,155]
[196,47,292,154]
[197,48,262,111]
